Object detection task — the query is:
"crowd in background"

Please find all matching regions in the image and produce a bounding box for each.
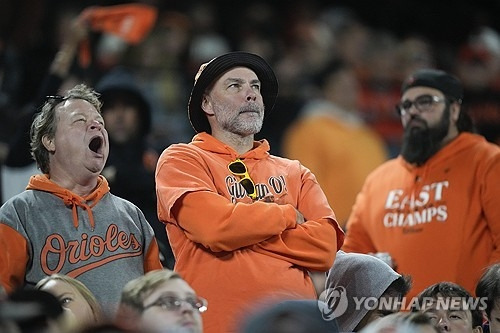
[1,1,500,332]
[1,0,499,168]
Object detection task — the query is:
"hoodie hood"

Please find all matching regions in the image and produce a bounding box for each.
[96,67,152,136]
[26,174,110,230]
[325,251,401,332]
[191,132,271,161]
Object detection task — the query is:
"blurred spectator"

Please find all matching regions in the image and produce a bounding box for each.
[2,7,89,204]
[360,312,439,333]
[97,67,175,268]
[239,299,339,333]
[411,282,483,333]
[283,59,388,229]
[117,268,205,333]
[6,288,77,333]
[320,6,371,75]
[234,2,278,62]
[78,322,140,333]
[2,3,159,204]
[123,10,194,148]
[357,30,403,157]
[475,263,500,333]
[36,274,104,330]
[456,26,500,145]
[186,2,230,73]
[395,35,436,81]
[324,251,411,332]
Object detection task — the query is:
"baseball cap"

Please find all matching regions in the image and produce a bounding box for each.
[188,51,279,133]
[401,69,463,101]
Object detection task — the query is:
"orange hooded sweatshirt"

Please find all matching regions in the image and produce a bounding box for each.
[343,133,500,300]
[156,133,344,333]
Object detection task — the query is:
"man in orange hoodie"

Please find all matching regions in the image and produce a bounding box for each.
[155,52,344,333]
[343,69,500,300]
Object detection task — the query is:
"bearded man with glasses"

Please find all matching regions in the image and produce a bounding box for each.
[343,69,500,302]
[155,52,344,333]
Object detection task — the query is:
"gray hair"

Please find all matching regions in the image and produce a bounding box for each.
[30,84,101,174]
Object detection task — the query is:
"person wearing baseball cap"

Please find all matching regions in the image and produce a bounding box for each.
[342,68,500,302]
[155,51,344,333]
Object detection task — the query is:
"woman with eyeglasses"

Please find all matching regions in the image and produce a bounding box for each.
[116,269,206,333]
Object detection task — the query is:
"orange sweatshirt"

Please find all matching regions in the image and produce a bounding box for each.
[343,133,500,299]
[156,133,344,333]
[283,107,388,228]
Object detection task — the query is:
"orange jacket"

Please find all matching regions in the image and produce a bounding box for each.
[156,133,344,333]
[343,133,500,299]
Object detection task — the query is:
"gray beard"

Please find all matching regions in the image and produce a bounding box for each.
[216,103,264,136]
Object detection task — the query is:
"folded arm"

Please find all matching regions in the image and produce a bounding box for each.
[252,167,344,271]
[252,217,341,271]
[171,191,297,252]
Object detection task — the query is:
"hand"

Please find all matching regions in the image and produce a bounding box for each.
[369,252,397,270]
[58,15,89,49]
[295,208,305,225]
[258,194,305,225]
[260,193,275,203]
[50,16,89,76]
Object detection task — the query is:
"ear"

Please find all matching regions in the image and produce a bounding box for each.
[42,135,55,152]
[201,94,214,116]
[472,325,484,333]
[450,101,461,123]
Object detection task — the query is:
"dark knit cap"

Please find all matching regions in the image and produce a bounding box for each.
[401,69,464,101]
[96,67,152,136]
[188,51,279,133]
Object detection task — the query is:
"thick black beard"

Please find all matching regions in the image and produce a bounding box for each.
[401,107,450,165]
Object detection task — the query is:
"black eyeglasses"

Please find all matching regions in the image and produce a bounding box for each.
[45,95,70,109]
[228,158,257,200]
[396,94,446,116]
[143,296,208,313]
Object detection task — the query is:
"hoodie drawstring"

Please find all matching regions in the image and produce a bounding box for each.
[63,197,97,230]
